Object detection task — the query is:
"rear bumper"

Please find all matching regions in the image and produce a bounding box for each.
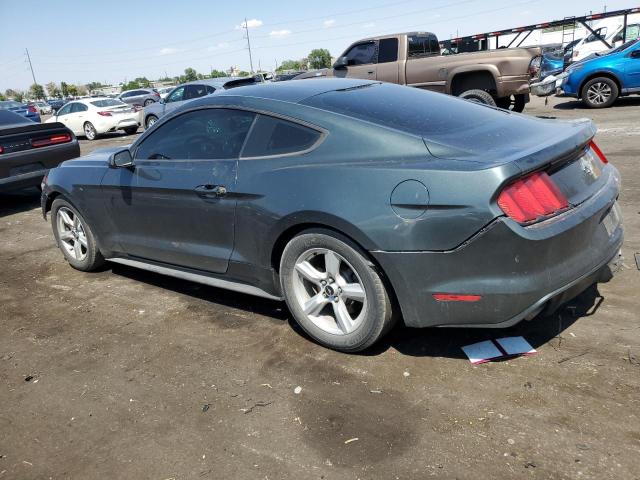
[372,168,623,328]
[0,169,47,192]
[497,74,533,98]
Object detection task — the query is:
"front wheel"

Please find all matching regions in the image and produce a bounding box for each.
[145,115,158,129]
[83,121,97,140]
[458,89,497,107]
[144,99,154,106]
[581,77,618,108]
[280,230,395,352]
[124,126,138,135]
[51,198,105,272]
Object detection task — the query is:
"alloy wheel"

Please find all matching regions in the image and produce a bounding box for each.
[292,248,367,335]
[56,207,88,261]
[587,82,611,105]
[84,123,96,140]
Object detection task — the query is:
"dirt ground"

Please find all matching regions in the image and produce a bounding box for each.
[1,95,639,480]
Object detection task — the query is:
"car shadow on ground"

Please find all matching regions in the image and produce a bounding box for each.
[554,96,640,110]
[0,189,41,218]
[110,262,603,360]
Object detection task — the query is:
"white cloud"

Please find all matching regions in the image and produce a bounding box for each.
[323,19,335,28]
[208,42,229,51]
[362,22,376,29]
[158,47,179,56]
[269,29,291,38]
[236,19,263,29]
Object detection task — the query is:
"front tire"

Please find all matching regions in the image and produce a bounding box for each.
[51,198,105,272]
[145,115,158,129]
[581,77,618,108]
[280,230,394,352]
[83,122,97,140]
[458,89,497,106]
[124,126,138,135]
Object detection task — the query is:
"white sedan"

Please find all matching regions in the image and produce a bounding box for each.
[45,97,142,140]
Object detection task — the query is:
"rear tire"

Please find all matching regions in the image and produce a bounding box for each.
[458,89,497,107]
[496,94,526,112]
[581,77,618,108]
[51,198,105,272]
[144,99,154,106]
[280,230,395,352]
[83,122,97,140]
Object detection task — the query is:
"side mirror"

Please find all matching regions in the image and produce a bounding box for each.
[333,56,349,69]
[630,50,640,58]
[110,149,134,169]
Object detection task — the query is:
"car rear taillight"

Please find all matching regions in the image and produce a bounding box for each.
[589,140,608,164]
[498,171,569,224]
[31,133,72,148]
[97,111,112,116]
[27,105,38,114]
[433,294,482,302]
[0,146,4,154]
[528,56,541,79]
[132,105,143,112]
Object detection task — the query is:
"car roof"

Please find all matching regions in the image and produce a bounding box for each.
[71,97,120,105]
[211,78,378,104]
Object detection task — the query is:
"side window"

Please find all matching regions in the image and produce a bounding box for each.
[167,86,185,103]
[135,108,256,160]
[408,34,440,58]
[184,84,208,100]
[206,85,216,94]
[120,92,132,98]
[57,104,72,116]
[345,41,377,65]
[71,103,88,113]
[378,38,399,63]
[241,114,321,158]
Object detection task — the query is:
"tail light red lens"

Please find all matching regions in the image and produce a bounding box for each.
[31,133,72,148]
[97,111,112,116]
[0,146,4,154]
[27,105,38,114]
[433,294,482,302]
[589,140,608,164]
[498,171,569,224]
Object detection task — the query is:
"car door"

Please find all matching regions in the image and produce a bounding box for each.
[67,103,89,134]
[54,103,74,130]
[624,45,640,89]
[376,37,400,83]
[333,41,378,79]
[100,107,257,273]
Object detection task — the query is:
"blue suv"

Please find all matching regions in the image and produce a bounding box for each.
[560,39,640,108]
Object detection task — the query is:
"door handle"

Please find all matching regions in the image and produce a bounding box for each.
[367,71,374,74]
[194,184,227,198]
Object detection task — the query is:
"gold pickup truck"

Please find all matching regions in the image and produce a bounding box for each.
[323,32,542,112]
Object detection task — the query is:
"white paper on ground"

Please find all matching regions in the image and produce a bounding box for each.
[461,340,503,364]
[495,337,537,356]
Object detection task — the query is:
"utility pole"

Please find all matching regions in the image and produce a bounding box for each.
[243,17,255,73]
[25,48,38,86]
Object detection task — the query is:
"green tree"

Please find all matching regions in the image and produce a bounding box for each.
[29,83,45,100]
[60,82,69,97]
[46,81,61,98]
[182,68,198,82]
[210,69,227,78]
[67,84,78,97]
[237,71,251,77]
[133,77,151,88]
[0,92,5,101]
[86,81,104,91]
[276,59,303,72]
[307,49,332,69]
[76,84,88,96]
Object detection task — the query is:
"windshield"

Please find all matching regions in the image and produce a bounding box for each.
[91,99,127,107]
[0,101,23,110]
[607,39,639,55]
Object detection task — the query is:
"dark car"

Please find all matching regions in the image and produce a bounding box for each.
[117,88,160,107]
[41,79,623,352]
[47,99,66,113]
[0,100,41,123]
[0,110,79,192]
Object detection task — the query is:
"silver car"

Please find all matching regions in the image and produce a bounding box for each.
[118,88,160,107]
[142,77,263,129]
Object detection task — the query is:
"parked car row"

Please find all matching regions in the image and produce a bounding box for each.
[0,100,41,123]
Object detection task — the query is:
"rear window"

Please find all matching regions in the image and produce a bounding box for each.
[241,115,321,157]
[0,101,22,110]
[91,99,126,107]
[408,34,440,58]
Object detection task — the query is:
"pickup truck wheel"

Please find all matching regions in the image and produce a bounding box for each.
[458,89,496,107]
[496,94,526,112]
[581,77,618,108]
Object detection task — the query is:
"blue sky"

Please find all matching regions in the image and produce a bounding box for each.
[0,0,632,90]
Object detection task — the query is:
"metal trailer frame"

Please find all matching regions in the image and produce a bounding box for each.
[440,7,640,53]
